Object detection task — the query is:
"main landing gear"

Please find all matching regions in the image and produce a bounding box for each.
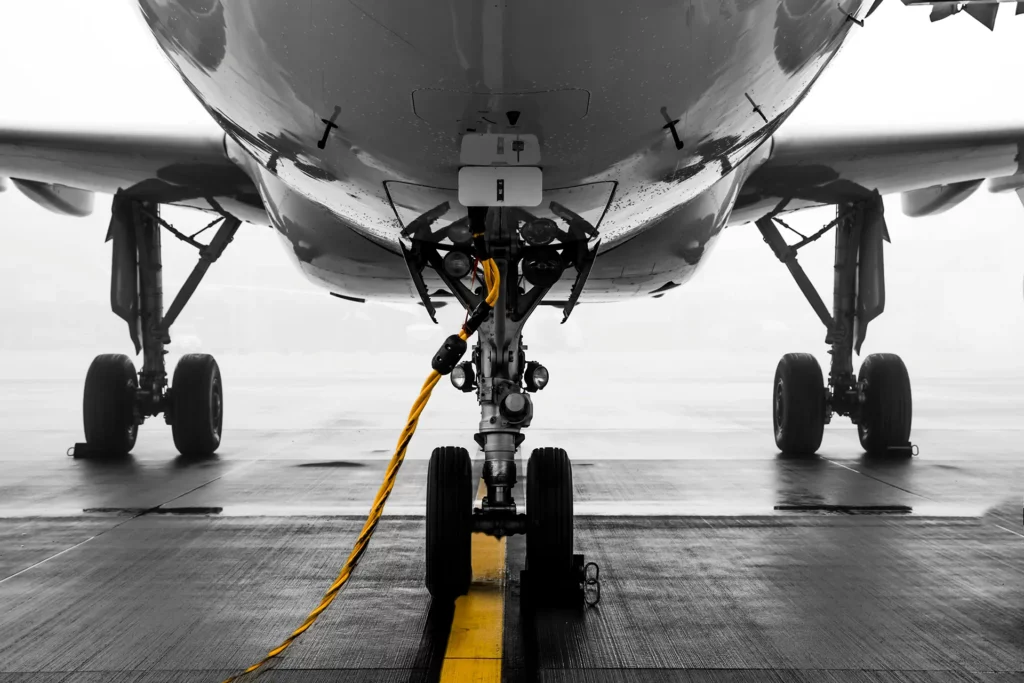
[405,203,600,604]
[76,198,239,459]
[757,194,913,457]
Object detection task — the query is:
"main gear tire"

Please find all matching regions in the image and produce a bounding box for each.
[170,354,223,458]
[772,353,826,456]
[857,353,912,456]
[526,447,574,581]
[83,353,139,457]
[425,446,473,600]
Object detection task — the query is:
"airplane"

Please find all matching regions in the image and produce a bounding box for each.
[2,0,1024,602]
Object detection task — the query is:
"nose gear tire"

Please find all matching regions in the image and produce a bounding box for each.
[83,353,139,457]
[526,447,574,591]
[772,353,825,456]
[425,446,473,600]
[857,353,912,455]
[170,354,223,457]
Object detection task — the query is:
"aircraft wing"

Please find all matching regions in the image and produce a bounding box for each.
[0,124,267,224]
[731,123,1024,225]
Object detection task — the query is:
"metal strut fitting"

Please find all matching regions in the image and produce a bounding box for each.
[756,192,888,422]
[107,195,241,421]
[402,202,600,536]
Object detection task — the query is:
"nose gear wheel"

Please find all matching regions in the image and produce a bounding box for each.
[425,446,473,599]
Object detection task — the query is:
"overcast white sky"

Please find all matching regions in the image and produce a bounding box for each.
[2,1,1024,382]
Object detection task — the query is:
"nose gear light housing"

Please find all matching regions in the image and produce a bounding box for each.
[524,361,549,392]
[450,361,476,392]
[443,251,473,279]
[521,218,557,246]
[522,247,563,287]
[448,222,473,245]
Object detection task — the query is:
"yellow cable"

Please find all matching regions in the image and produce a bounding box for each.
[222,258,501,683]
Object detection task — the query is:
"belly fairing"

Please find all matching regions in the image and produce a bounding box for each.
[138,0,863,299]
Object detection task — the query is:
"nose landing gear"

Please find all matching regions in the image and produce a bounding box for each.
[758,195,914,457]
[405,204,599,604]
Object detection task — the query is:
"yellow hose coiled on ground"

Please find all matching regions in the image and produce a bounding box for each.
[223,258,500,683]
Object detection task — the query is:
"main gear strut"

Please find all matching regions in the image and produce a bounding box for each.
[72,196,240,459]
[757,193,914,456]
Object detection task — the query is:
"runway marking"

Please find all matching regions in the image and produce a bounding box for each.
[439,482,506,682]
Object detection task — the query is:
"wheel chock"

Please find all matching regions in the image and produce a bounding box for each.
[67,442,117,459]
[885,443,919,457]
[519,554,601,610]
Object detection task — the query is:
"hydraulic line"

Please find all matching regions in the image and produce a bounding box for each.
[223,258,500,683]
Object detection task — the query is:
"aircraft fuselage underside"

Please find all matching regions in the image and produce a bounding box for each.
[138,0,867,304]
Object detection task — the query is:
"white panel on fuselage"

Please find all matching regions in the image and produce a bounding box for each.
[460,134,541,166]
[458,167,543,207]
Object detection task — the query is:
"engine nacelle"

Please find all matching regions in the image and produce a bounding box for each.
[988,175,1024,194]
[11,178,94,217]
[901,179,982,218]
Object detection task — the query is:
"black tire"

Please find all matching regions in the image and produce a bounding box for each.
[527,447,573,579]
[170,354,223,457]
[425,446,473,599]
[857,353,912,455]
[773,353,826,456]
[83,353,139,456]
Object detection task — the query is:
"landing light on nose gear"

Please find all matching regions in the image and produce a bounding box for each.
[401,202,601,606]
[524,361,549,392]
[450,361,476,392]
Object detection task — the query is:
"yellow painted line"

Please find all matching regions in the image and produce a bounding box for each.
[439,481,506,682]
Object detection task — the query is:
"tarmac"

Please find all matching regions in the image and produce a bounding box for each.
[2,360,1024,682]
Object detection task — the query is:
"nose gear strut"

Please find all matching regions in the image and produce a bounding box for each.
[403,202,602,606]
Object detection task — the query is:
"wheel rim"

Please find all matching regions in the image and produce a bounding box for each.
[210,374,223,438]
[774,378,785,432]
[125,375,139,443]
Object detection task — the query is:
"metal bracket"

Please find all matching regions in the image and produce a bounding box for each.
[471,509,527,538]
[547,201,600,323]
[561,239,600,324]
[400,201,449,240]
[755,216,835,332]
[157,216,242,341]
[550,201,600,242]
[838,2,865,25]
[399,239,438,324]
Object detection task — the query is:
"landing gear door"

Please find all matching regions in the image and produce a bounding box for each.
[107,197,141,354]
[854,195,887,355]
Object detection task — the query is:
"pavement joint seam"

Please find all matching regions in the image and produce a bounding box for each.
[0,468,238,585]
[821,457,932,500]
[993,523,1024,539]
